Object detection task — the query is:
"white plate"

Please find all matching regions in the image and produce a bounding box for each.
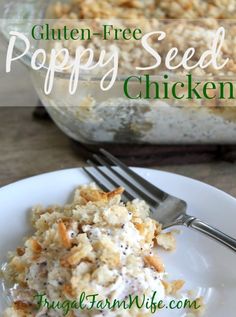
[0,168,236,316]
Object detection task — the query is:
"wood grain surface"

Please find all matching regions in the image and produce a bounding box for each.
[0,105,236,197]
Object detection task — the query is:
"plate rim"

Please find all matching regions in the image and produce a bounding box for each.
[0,167,235,204]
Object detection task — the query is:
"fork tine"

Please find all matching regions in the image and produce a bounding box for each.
[93,154,159,207]
[100,148,167,201]
[82,167,110,192]
[87,160,134,201]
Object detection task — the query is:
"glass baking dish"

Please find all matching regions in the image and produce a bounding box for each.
[1,0,236,144]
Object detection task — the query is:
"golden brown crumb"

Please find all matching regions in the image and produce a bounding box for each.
[161,280,172,294]
[144,255,165,273]
[162,279,185,295]
[170,279,185,294]
[156,232,176,251]
[30,238,42,254]
[80,187,124,203]
[134,222,145,234]
[190,297,205,316]
[155,223,163,236]
[58,220,72,249]
[10,257,26,273]
[108,187,124,198]
[61,242,92,267]
[13,301,33,313]
[62,284,76,298]
[16,247,25,256]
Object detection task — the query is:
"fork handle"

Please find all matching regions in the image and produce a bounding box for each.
[184,216,236,252]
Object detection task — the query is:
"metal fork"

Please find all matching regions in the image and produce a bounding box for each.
[83,148,236,252]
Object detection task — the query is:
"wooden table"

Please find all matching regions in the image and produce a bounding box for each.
[0,47,236,197]
[0,105,235,197]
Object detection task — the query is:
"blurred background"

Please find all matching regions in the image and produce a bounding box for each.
[0,0,236,197]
